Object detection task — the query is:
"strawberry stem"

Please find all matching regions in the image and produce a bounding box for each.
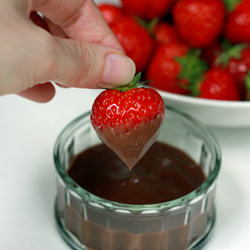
[147,18,159,30]
[136,17,159,37]
[175,49,208,96]
[214,40,248,67]
[176,49,208,84]
[96,73,151,92]
[222,0,241,12]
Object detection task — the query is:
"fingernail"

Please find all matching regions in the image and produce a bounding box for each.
[102,54,136,87]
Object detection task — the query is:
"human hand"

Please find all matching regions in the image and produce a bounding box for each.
[0,0,136,102]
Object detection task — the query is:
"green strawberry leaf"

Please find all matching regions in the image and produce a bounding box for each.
[214,40,248,67]
[136,17,159,37]
[188,78,203,96]
[97,73,151,92]
[175,49,208,97]
[147,18,159,30]
[222,0,241,12]
[175,49,208,86]
[136,17,148,28]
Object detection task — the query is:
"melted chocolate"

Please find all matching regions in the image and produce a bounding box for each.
[68,142,206,205]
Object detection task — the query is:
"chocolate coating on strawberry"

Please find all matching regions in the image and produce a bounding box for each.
[91,73,165,170]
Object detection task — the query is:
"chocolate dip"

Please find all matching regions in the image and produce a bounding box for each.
[63,141,210,250]
[68,141,205,204]
[94,115,163,170]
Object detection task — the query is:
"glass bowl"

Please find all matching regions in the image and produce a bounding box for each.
[53,106,221,250]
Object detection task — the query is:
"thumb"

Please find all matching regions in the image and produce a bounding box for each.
[45,36,136,89]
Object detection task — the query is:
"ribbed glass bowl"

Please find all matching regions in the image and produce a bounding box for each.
[53,106,221,250]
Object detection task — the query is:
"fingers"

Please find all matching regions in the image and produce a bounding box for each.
[28,1,136,88]
[44,17,68,38]
[0,0,136,103]
[17,82,55,102]
[34,0,124,52]
[46,36,135,89]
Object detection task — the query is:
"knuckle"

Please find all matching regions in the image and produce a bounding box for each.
[68,41,93,88]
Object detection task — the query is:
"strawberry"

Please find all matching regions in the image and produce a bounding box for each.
[201,42,222,66]
[91,73,165,170]
[172,0,226,48]
[98,3,124,24]
[120,0,176,21]
[212,41,250,99]
[109,16,155,73]
[152,21,180,45]
[193,69,240,100]
[223,0,250,44]
[145,43,208,95]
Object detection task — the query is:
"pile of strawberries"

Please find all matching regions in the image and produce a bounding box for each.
[98,0,250,101]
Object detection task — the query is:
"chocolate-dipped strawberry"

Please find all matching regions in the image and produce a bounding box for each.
[91,73,165,170]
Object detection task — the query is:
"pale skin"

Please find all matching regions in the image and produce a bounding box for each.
[0,0,136,102]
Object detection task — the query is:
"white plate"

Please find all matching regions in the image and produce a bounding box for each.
[158,90,250,127]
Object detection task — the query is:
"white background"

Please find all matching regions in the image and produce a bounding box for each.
[1,86,250,250]
[1,0,250,248]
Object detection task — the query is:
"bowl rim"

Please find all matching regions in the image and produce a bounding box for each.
[53,106,221,212]
[158,89,250,108]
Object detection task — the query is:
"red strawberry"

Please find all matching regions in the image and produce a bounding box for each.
[91,73,165,170]
[194,69,240,100]
[212,41,250,99]
[109,16,155,73]
[145,43,208,95]
[201,42,222,66]
[98,4,124,24]
[172,0,226,48]
[152,21,180,45]
[224,0,250,44]
[121,0,176,21]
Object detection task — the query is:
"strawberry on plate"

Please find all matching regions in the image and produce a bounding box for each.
[152,21,180,45]
[212,41,250,99]
[223,0,250,44]
[98,3,124,24]
[120,0,176,21]
[201,42,222,66]
[172,0,226,48]
[193,69,240,101]
[145,42,208,95]
[109,16,155,73]
[91,73,165,170]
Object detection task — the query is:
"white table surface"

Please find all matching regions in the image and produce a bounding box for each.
[1,86,250,250]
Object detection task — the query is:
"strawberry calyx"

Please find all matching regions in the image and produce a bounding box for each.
[136,17,159,36]
[214,40,248,67]
[175,49,208,96]
[97,72,151,92]
[147,18,159,31]
[222,0,241,12]
[188,77,204,97]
